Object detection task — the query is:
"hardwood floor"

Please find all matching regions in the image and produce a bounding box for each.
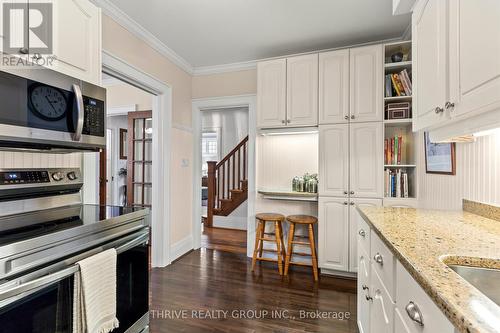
[201,226,247,254]
[150,249,358,333]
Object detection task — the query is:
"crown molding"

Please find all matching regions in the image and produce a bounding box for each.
[192,60,258,76]
[92,0,411,77]
[91,0,194,75]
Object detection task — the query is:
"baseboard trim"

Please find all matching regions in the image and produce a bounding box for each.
[170,235,193,262]
[320,268,357,279]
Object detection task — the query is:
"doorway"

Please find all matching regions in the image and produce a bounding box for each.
[84,51,173,267]
[192,95,257,258]
[100,73,154,208]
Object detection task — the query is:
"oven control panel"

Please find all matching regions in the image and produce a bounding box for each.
[0,169,82,186]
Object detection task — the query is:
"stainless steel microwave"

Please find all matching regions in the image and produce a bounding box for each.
[0,68,106,152]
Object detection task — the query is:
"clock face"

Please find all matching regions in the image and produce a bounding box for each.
[29,84,68,121]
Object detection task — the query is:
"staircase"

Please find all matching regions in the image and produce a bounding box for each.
[206,136,249,227]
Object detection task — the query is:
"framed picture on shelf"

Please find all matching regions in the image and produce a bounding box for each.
[119,128,128,160]
[424,132,456,175]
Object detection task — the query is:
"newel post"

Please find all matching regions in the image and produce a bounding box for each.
[206,161,217,227]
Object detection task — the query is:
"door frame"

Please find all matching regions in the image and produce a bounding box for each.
[192,95,257,257]
[101,50,172,267]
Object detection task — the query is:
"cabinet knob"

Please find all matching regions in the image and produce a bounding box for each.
[358,229,366,237]
[351,115,355,120]
[19,47,29,54]
[32,53,42,60]
[343,201,348,205]
[350,191,355,195]
[350,202,355,206]
[343,191,348,195]
[445,101,455,111]
[344,115,349,120]
[287,119,291,124]
[435,106,444,114]
[405,301,424,326]
[373,253,383,265]
[281,120,286,124]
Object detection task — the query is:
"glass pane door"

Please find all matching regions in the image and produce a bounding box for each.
[127,111,152,207]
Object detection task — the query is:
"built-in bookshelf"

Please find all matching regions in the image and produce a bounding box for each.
[383,41,417,204]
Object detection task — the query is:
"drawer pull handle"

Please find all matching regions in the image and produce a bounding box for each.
[365,295,373,301]
[405,301,424,326]
[358,229,366,237]
[373,253,383,265]
[362,284,368,291]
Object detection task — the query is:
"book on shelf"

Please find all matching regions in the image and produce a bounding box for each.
[385,135,404,165]
[385,168,409,198]
[385,69,412,97]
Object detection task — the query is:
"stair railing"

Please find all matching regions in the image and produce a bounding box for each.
[206,135,248,227]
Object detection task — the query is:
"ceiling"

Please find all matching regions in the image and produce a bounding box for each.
[105,0,410,69]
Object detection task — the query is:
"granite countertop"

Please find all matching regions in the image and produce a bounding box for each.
[357,206,500,333]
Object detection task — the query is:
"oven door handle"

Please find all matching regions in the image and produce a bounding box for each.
[72,83,84,142]
[0,231,149,302]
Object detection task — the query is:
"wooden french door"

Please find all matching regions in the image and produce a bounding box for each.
[127,111,153,207]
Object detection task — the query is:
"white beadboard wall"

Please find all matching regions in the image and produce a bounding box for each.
[0,152,82,169]
[418,131,500,210]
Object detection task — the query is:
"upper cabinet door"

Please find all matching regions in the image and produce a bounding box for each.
[319,50,350,124]
[449,0,500,120]
[286,54,319,127]
[412,0,449,131]
[318,197,349,272]
[350,123,383,198]
[53,0,101,84]
[319,124,349,197]
[349,45,383,122]
[257,59,287,128]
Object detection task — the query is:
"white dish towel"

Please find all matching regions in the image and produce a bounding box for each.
[73,248,120,333]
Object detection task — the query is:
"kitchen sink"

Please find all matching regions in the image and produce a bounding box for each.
[448,265,500,306]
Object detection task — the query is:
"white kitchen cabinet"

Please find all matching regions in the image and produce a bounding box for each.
[350,123,383,198]
[370,270,395,333]
[412,0,449,131]
[319,50,350,124]
[396,261,454,333]
[257,59,287,128]
[318,124,349,197]
[286,54,319,127]
[318,197,349,272]
[52,0,101,84]
[357,216,456,333]
[448,0,500,120]
[349,199,382,273]
[349,45,383,122]
[357,247,371,333]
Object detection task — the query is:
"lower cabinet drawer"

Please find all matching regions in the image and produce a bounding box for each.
[395,261,454,333]
[357,247,371,333]
[370,269,395,333]
[370,231,396,301]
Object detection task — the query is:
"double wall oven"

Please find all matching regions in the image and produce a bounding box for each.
[0,67,106,151]
[0,169,150,333]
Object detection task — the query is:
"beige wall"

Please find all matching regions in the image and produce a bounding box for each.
[102,15,193,246]
[106,83,153,111]
[192,69,257,99]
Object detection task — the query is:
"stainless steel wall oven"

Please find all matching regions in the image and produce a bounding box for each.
[0,168,150,333]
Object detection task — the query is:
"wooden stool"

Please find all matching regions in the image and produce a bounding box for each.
[252,213,287,275]
[284,215,319,281]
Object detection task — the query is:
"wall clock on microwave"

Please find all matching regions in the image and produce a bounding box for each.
[28,83,68,121]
